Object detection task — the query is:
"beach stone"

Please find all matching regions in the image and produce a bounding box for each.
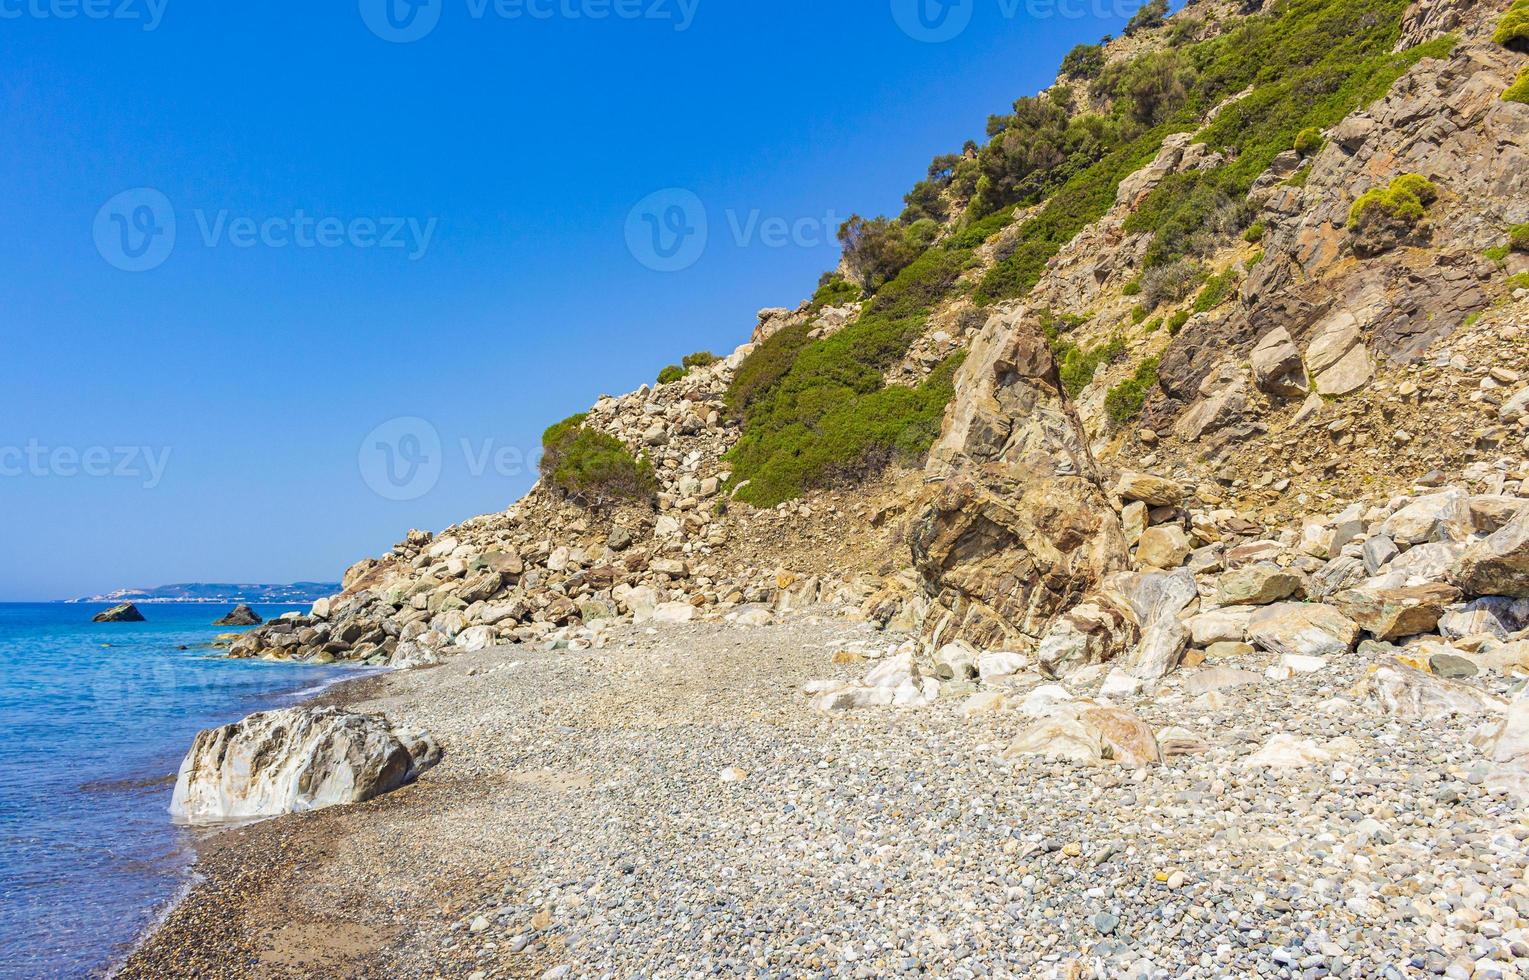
[1136,525,1192,569]
[649,602,698,625]
[1439,597,1529,639]
[1113,472,1185,507]
[1186,606,1256,645]
[169,706,441,825]
[1244,733,1344,769]
[1351,664,1505,721]
[1248,603,1360,658]
[1004,701,1162,768]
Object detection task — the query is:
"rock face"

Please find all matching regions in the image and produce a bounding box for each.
[212,604,263,627]
[913,310,1127,649]
[92,603,145,623]
[169,707,441,825]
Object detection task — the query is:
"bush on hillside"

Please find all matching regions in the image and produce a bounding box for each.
[1105,358,1161,427]
[1125,0,1168,35]
[1056,334,1127,398]
[1192,269,1240,313]
[809,274,863,312]
[657,364,687,385]
[541,415,656,507]
[1348,173,1438,256]
[1495,0,1529,50]
[1061,43,1106,79]
[1167,310,1191,335]
[1243,220,1267,243]
[1141,258,1205,310]
[1511,223,1529,253]
[1506,67,1529,104]
[1294,127,1325,155]
[838,215,922,292]
[683,351,718,369]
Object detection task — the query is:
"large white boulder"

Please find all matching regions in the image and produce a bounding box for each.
[170,707,441,826]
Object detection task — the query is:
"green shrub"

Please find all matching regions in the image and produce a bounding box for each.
[1285,165,1313,188]
[1511,223,1529,253]
[1348,173,1438,255]
[838,215,921,291]
[1246,249,1265,267]
[809,274,862,312]
[657,364,688,385]
[1056,334,1127,397]
[1510,272,1529,292]
[1125,0,1168,36]
[541,416,655,506]
[1495,0,1529,49]
[1061,43,1106,79]
[1131,305,1149,324]
[1243,220,1266,243]
[1486,244,1511,264]
[1141,258,1206,310]
[1294,127,1325,155]
[1168,310,1191,335]
[1506,66,1529,103]
[683,351,718,369]
[1105,357,1161,427]
[1192,269,1239,313]
[1144,317,1163,334]
[1123,277,1143,296]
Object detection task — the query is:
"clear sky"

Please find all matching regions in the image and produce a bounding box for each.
[0,0,1148,601]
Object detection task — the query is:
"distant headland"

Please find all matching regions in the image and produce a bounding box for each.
[64,583,338,605]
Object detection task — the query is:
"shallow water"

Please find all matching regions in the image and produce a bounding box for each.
[0,602,358,978]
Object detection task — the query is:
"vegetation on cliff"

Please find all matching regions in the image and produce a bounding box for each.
[541,414,656,506]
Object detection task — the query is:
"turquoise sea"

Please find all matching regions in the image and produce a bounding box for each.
[0,602,361,978]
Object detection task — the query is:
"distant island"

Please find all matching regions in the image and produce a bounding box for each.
[65,583,338,605]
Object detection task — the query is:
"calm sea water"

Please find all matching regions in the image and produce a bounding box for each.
[0,602,362,978]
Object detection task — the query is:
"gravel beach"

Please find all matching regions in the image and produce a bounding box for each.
[120,612,1529,979]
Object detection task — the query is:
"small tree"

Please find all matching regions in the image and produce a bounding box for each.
[1060,43,1105,79]
[541,415,655,507]
[838,215,919,292]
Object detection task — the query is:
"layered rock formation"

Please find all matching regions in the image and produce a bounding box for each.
[169,707,441,825]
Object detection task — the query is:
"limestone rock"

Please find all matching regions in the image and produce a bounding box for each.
[1352,665,1505,721]
[1113,472,1185,507]
[169,707,441,825]
[1137,525,1192,569]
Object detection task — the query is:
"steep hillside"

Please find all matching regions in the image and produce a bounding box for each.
[225,0,1528,674]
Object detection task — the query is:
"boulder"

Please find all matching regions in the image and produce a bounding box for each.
[1451,506,1529,598]
[1003,701,1162,768]
[1439,597,1529,640]
[650,602,698,625]
[915,312,1128,649]
[169,706,441,825]
[1244,734,1348,770]
[1137,526,1192,569]
[1250,327,1307,398]
[1381,490,1472,546]
[93,603,145,623]
[1186,606,1257,645]
[1217,564,1303,606]
[1332,583,1461,640]
[1247,603,1361,659]
[455,625,497,652]
[212,604,262,627]
[1113,472,1185,507]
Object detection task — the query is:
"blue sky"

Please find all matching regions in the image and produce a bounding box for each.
[0,0,1147,601]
